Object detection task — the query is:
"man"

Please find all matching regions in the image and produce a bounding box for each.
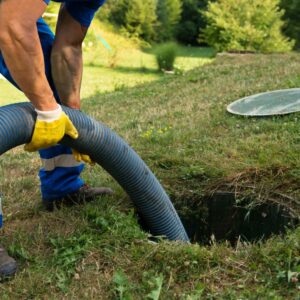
[0,0,113,278]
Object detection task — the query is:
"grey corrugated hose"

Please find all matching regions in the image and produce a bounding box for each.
[0,103,189,242]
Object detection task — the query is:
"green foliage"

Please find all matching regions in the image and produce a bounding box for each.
[50,234,92,291]
[146,274,163,300]
[125,0,157,41]
[154,42,178,71]
[103,0,182,42]
[280,0,300,49]
[8,242,31,262]
[113,271,133,300]
[156,0,182,42]
[99,0,127,25]
[202,0,294,53]
[177,0,210,45]
[100,0,157,42]
[102,0,182,42]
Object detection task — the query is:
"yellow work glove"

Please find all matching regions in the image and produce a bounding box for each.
[72,149,95,165]
[24,105,79,152]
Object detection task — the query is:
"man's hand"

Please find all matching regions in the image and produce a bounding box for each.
[72,149,94,165]
[25,105,78,152]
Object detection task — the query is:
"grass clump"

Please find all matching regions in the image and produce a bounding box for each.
[154,42,178,71]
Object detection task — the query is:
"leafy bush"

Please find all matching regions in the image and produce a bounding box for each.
[156,0,182,42]
[154,42,178,71]
[201,0,294,53]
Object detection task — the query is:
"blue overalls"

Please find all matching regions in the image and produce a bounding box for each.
[0,0,105,207]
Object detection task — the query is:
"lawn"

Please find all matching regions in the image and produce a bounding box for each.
[0,19,214,104]
[0,51,300,298]
[0,44,213,103]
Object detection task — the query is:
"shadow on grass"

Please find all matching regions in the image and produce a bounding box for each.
[143,46,216,59]
[85,63,159,75]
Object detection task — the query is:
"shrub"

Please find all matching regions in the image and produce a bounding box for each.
[154,42,178,71]
[201,0,294,53]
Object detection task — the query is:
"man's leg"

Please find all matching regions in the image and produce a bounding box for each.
[36,18,113,209]
[50,0,106,108]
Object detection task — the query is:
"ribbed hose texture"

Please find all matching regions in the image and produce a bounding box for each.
[0,103,189,242]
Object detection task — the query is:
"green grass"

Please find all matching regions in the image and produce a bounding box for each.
[0,80,26,105]
[81,44,213,97]
[82,22,215,98]
[0,44,213,103]
[0,20,214,104]
[1,51,300,298]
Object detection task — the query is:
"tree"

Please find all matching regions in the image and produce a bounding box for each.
[201,0,294,53]
[125,0,157,41]
[156,0,182,41]
[177,0,210,45]
[280,0,300,49]
[101,0,157,42]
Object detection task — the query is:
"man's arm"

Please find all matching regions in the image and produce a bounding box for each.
[0,0,58,111]
[0,0,78,152]
[51,4,88,109]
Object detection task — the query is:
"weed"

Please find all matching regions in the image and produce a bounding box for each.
[146,274,164,300]
[49,233,93,291]
[113,270,133,300]
[140,125,173,142]
[8,242,31,262]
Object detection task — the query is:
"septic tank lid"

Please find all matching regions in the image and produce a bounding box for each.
[227,88,300,116]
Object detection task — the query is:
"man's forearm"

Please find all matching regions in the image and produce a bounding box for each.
[0,29,57,111]
[51,44,83,109]
[0,0,58,111]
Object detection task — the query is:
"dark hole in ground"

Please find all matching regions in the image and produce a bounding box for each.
[180,191,299,245]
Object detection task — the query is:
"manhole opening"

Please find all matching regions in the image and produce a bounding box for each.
[180,191,299,245]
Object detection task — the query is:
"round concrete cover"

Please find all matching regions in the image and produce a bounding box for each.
[227,88,300,116]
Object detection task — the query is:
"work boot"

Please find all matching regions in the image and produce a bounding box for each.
[43,184,114,212]
[0,245,17,279]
